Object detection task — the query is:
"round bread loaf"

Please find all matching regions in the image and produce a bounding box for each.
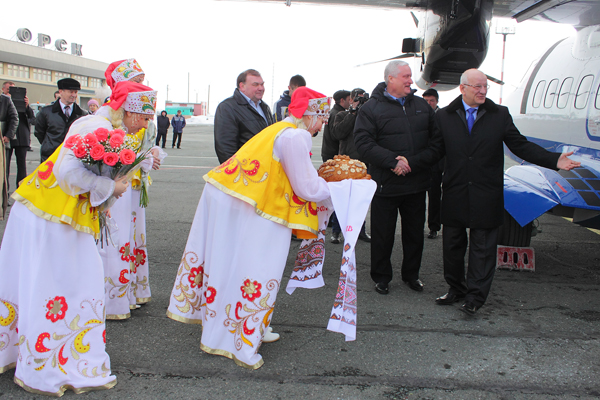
[317,155,371,182]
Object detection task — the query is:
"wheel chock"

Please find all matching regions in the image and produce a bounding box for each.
[496,246,535,271]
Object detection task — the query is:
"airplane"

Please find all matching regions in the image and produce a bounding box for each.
[236,0,600,246]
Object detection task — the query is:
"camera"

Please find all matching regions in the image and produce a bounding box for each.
[349,92,369,114]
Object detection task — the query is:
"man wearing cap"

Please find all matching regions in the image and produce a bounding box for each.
[168,87,331,370]
[321,90,350,163]
[354,60,436,296]
[34,78,87,163]
[214,69,274,164]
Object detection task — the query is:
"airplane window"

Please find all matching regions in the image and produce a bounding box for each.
[544,79,559,108]
[595,83,600,110]
[557,77,573,109]
[575,75,594,109]
[532,80,546,108]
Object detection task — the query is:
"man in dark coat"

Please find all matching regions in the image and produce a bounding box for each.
[354,60,435,295]
[273,75,306,122]
[35,78,87,163]
[321,90,350,163]
[214,69,274,164]
[156,110,170,148]
[2,81,34,191]
[171,110,186,149]
[0,88,18,218]
[407,69,580,315]
[422,88,443,240]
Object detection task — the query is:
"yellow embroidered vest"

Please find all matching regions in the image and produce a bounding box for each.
[12,144,100,239]
[205,121,318,239]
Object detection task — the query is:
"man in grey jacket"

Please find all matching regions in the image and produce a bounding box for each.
[214,69,274,164]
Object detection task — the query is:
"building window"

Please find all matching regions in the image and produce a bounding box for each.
[557,77,573,109]
[33,68,52,82]
[7,64,29,79]
[575,75,594,109]
[89,77,102,88]
[55,72,70,81]
[72,75,88,87]
[532,80,546,108]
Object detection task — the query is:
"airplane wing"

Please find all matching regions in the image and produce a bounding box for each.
[235,0,600,27]
[504,163,600,228]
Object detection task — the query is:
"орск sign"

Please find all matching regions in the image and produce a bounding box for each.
[16,28,83,56]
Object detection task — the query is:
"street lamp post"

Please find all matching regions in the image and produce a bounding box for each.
[496,24,516,105]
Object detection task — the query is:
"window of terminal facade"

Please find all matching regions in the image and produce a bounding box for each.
[7,64,29,79]
[33,68,52,82]
[72,75,88,87]
[89,77,102,88]
[55,72,70,81]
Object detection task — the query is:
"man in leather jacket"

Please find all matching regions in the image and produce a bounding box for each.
[214,69,274,164]
[35,78,87,163]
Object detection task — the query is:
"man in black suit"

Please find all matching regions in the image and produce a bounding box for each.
[214,69,274,164]
[35,78,88,163]
[406,69,580,315]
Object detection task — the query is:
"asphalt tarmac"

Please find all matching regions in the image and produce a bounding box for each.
[1,124,599,400]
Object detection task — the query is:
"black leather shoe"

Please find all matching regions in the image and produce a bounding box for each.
[358,231,371,242]
[460,301,479,315]
[375,282,389,295]
[331,232,341,244]
[435,292,465,305]
[427,230,438,239]
[404,279,424,292]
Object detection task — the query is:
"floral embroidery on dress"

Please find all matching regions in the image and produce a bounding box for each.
[224,278,278,350]
[284,192,318,217]
[45,296,68,323]
[20,299,109,377]
[171,252,215,319]
[119,242,131,262]
[213,155,268,186]
[26,160,59,189]
[0,299,18,352]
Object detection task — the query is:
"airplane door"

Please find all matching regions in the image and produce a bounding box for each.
[586,74,600,141]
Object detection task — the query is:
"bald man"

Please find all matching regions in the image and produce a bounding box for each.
[407,69,580,315]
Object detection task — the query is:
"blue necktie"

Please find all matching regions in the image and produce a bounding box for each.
[398,97,405,106]
[467,108,475,133]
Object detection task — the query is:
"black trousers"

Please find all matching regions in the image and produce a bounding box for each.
[427,165,442,232]
[156,130,167,148]
[442,225,499,307]
[172,131,182,148]
[5,146,28,192]
[370,191,426,284]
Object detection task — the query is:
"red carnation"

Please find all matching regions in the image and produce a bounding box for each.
[94,128,109,142]
[103,152,119,166]
[90,144,106,160]
[120,148,136,165]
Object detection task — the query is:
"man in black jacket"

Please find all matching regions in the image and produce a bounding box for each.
[355,61,435,295]
[2,81,34,191]
[35,78,87,163]
[321,90,350,163]
[156,110,170,148]
[406,69,580,315]
[273,74,306,122]
[0,87,18,217]
[214,69,274,164]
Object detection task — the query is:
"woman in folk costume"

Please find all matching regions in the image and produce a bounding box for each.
[101,59,166,320]
[0,81,158,396]
[167,87,332,369]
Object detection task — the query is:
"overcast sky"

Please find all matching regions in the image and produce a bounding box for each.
[2,0,575,112]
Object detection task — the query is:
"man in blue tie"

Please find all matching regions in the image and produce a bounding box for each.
[354,60,436,296]
[406,69,580,315]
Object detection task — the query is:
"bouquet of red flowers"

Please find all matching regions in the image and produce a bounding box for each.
[64,127,151,246]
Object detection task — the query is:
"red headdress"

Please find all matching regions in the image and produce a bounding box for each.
[108,81,157,115]
[105,59,145,89]
[288,87,331,120]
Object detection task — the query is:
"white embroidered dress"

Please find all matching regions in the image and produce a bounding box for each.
[167,119,330,369]
[0,112,119,396]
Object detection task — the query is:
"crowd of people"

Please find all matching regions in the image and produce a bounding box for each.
[0,58,582,395]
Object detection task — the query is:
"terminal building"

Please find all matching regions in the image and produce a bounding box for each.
[0,32,108,113]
